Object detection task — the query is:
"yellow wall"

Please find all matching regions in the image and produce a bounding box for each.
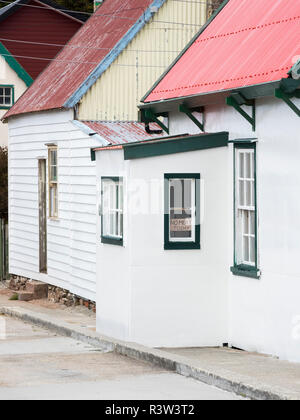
[78,0,208,121]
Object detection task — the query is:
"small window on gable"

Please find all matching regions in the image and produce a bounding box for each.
[48,145,58,219]
[231,143,260,279]
[164,174,200,250]
[101,177,123,246]
[0,86,14,108]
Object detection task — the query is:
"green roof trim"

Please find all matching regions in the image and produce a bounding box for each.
[123,132,229,160]
[0,42,33,87]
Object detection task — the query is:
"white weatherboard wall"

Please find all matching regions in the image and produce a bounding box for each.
[171,96,300,362]
[8,110,101,301]
[0,56,27,147]
[96,146,230,347]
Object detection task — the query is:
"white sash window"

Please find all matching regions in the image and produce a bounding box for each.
[232,143,259,278]
[48,146,58,219]
[101,177,123,246]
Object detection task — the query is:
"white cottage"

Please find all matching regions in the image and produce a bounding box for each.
[93,0,300,363]
[4,0,209,302]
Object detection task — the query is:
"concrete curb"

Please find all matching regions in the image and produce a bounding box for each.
[0,305,289,400]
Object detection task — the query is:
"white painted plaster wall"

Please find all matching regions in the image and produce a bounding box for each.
[96,146,230,347]
[0,56,27,147]
[188,96,300,363]
[225,97,300,363]
[8,109,103,301]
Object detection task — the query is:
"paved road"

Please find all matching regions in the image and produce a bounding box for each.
[0,315,243,400]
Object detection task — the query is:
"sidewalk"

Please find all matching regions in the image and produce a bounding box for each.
[1,286,300,400]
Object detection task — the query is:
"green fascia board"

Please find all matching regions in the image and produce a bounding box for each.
[140,0,231,103]
[0,42,33,87]
[123,132,229,160]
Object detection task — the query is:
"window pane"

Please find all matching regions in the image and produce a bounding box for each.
[169,179,193,240]
[245,152,251,179]
[239,153,244,177]
[239,180,244,206]
[243,211,249,235]
[50,185,58,217]
[245,180,251,207]
[250,211,255,235]
[249,236,255,264]
[243,235,249,263]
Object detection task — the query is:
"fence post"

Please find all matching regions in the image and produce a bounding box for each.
[0,218,8,281]
[0,218,3,280]
[5,222,8,279]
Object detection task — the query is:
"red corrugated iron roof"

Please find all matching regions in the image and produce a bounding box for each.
[5,0,153,118]
[84,121,163,146]
[144,0,300,103]
[0,0,84,80]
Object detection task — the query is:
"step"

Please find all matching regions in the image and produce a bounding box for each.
[26,281,48,299]
[18,292,35,302]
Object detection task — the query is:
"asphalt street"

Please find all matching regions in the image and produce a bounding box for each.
[0,315,243,400]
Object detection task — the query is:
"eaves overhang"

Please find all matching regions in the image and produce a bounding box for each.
[139,81,281,115]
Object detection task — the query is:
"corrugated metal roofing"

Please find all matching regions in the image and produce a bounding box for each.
[144,0,300,103]
[0,0,87,22]
[4,0,155,119]
[0,0,84,80]
[84,121,163,145]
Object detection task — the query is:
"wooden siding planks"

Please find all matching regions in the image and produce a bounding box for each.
[8,110,99,300]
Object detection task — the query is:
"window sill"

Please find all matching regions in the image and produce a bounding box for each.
[164,242,200,250]
[0,106,13,110]
[101,236,123,246]
[230,265,260,279]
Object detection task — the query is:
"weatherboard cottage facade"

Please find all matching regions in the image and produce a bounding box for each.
[93,0,300,363]
[4,0,209,302]
[0,0,85,146]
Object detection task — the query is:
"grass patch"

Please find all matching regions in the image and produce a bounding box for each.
[9,293,19,301]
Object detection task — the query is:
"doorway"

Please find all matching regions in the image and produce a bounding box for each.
[38,159,47,273]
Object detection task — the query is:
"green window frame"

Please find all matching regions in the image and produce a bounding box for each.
[231,143,260,279]
[164,173,200,250]
[101,177,123,246]
[0,85,14,109]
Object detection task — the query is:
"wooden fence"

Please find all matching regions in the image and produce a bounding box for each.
[0,219,8,281]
